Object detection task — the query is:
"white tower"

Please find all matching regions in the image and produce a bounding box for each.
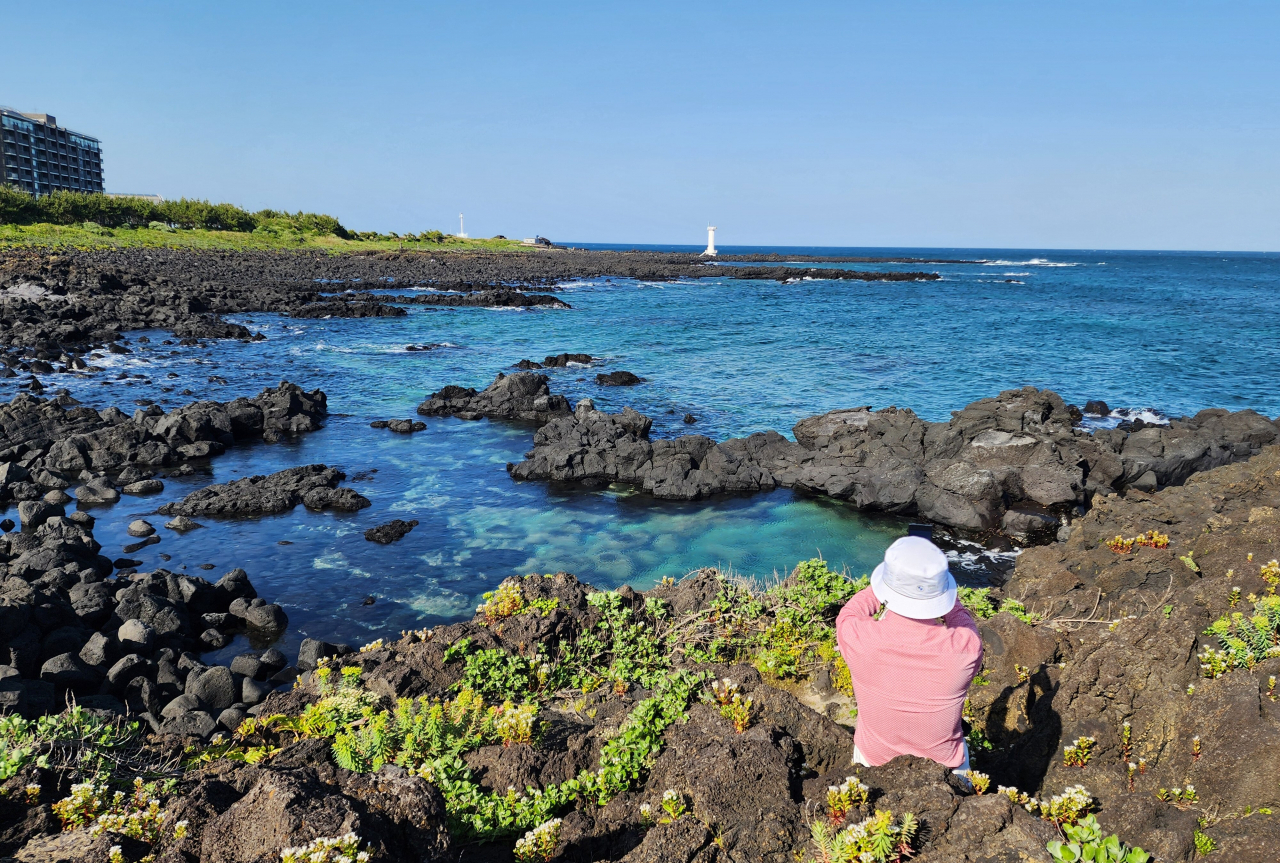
[703,226,717,257]
[458,213,467,238]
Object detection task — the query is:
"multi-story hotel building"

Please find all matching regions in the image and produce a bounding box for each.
[0,106,103,196]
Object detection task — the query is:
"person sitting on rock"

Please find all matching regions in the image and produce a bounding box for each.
[835,536,982,778]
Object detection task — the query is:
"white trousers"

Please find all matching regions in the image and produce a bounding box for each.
[853,741,971,781]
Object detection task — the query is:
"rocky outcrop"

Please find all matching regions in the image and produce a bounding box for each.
[0,248,940,352]
[291,301,408,318]
[0,382,327,500]
[518,352,596,369]
[961,445,1280,860]
[364,519,419,544]
[416,371,572,424]
[0,484,292,740]
[781,389,1278,533]
[157,465,370,517]
[596,370,644,386]
[370,419,426,433]
[509,386,1280,537]
[8,452,1280,859]
[172,316,256,341]
[191,763,451,863]
[510,399,777,498]
[390,289,570,309]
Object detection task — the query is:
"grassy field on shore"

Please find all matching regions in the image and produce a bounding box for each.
[0,221,530,253]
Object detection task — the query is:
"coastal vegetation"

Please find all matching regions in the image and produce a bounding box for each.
[0,187,525,252]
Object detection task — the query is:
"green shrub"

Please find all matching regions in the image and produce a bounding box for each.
[958,587,1041,623]
[330,687,517,772]
[0,707,141,784]
[1046,814,1149,863]
[751,559,867,680]
[513,818,562,862]
[805,809,918,862]
[1204,595,1280,674]
[462,648,543,701]
[0,186,349,236]
[1193,829,1216,855]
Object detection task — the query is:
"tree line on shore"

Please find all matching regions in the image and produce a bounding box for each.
[0,187,452,244]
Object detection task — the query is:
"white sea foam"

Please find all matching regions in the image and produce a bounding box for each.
[1078,406,1171,431]
[978,258,1079,267]
[1110,408,1169,425]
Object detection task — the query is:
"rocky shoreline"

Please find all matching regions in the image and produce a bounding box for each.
[2,247,1279,861]
[0,249,939,352]
[1,444,1276,861]
[0,382,334,751]
[419,370,1280,542]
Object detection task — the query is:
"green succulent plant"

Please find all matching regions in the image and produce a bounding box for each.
[1046,815,1150,863]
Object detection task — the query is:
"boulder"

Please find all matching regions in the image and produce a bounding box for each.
[596,370,644,386]
[218,706,249,732]
[301,486,371,512]
[157,464,354,517]
[122,479,164,495]
[187,665,237,712]
[38,652,99,689]
[73,478,119,505]
[17,500,62,530]
[297,638,350,671]
[105,653,150,691]
[118,618,155,652]
[416,372,571,423]
[364,518,419,544]
[160,708,217,740]
[126,519,155,537]
[240,602,288,633]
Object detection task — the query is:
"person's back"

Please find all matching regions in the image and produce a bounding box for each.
[835,536,982,771]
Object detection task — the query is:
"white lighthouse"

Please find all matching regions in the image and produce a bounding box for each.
[702,226,717,257]
[458,213,468,238]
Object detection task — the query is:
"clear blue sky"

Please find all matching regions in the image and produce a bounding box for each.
[4,2,1278,250]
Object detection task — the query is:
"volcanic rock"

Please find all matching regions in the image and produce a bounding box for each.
[126,519,156,537]
[364,519,419,544]
[157,464,366,517]
[511,385,1280,536]
[596,370,645,386]
[416,371,571,423]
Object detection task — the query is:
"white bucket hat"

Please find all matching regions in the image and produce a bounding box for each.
[870,536,957,619]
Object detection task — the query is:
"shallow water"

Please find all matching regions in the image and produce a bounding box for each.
[9,247,1279,661]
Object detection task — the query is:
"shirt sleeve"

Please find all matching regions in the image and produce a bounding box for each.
[945,602,985,676]
[836,588,881,661]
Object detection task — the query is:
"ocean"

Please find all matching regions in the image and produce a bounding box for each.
[22,246,1280,661]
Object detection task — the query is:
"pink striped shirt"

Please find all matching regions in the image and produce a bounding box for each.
[835,585,983,768]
